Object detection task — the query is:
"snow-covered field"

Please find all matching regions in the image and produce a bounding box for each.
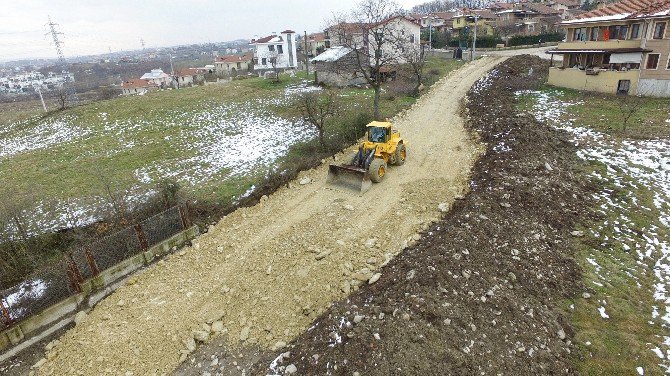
[0,82,320,235]
[521,90,670,373]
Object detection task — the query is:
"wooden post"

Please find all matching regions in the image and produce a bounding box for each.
[84,247,100,277]
[179,206,188,230]
[65,259,83,293]
[134,224,149,252]
[0,297,12,327]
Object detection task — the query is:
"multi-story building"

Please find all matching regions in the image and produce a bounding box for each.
[250,30,298,73]
[546,0,670,97]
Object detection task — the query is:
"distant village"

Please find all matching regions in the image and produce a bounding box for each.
[0,69,74,95]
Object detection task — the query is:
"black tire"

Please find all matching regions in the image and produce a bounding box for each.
[394,144,406,166]
[368,159,387,183]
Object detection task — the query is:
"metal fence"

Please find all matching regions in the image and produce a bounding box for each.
[0,205,191,330]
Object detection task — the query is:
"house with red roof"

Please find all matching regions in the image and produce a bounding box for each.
[214,54,253,76]
[546,0,670,97]
[120,78,158,96]
[250,30,298,74]
[174,68,206,87]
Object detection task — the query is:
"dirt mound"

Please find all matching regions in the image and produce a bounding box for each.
[249,56,594,375]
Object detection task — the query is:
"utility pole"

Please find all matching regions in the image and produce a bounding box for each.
[471,14,479,62]
[46,16,78,106]
[304,31,309,75]
[35,85,48,112]
[140,38,146,50]
[428,17,433,50]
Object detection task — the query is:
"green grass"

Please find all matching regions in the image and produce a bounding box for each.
[542,85,670,139]
[567,162,668,375]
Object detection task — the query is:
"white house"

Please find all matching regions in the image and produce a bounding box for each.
[140,69,174,87]
[174,68,206,87]
[250,30,298,73]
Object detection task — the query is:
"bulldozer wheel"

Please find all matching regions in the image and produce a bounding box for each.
[394,144,406,166]
[369,159,387,183]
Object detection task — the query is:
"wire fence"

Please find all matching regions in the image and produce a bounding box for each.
[0,205,191,331]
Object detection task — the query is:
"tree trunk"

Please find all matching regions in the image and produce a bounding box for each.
[373,85,381,120]
[318,127,325,147]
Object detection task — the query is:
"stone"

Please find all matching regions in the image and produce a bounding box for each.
[557,328,566,340]
[183,338,196,352]
[544,162,553,171]
[444,318,451,325]
[193,330,210,342]
[368,273,381,284]
[571,230,584,237]
[274,341,287,350]
[582,292,591,299]
[240,326,251,341]
[211,321,224,333]
[117,299,125,307]
[286,364,298,374]
[365,238,377,248]
[500,202,511,208]
[315,250,331,261]
[299,177,311,185]
[31,358,47,369]
[438,203,449,212]
[74,311,88,325]
[210,358,219,367]
[353,314,364,324]
[344,204,354,211]
[462,270,472,279]
[373,333,381,340]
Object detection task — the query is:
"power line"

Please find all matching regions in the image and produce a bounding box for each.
[45,16,78,106]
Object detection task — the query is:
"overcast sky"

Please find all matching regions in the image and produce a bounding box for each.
[0,0,426,62]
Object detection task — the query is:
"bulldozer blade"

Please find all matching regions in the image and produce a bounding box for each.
[327,164,372,193]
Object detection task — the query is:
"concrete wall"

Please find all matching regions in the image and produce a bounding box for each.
[638,78,670,97]
[0,226,199,357]
[548,67,639,94]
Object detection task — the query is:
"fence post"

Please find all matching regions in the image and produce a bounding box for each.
[179,205,188,230]
[65,258,83,293]
[84,247,100,277]
[135,224,149,252]
[0,297,12,327]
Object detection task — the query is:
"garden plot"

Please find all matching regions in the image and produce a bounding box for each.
[521,89,670,373]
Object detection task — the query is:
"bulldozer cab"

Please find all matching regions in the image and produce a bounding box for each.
[366,121,392,144]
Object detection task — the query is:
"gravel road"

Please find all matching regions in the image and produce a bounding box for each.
[35,56,504,376]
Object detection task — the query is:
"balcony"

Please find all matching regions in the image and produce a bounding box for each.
[559,39,642,50]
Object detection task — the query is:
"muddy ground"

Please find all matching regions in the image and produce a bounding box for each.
[243,56,595,375]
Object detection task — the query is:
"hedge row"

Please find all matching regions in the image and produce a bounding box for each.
[507,32,565,46]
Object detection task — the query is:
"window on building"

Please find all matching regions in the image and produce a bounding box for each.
[268,45,275,51]
[608,25,626,40]
[667,55,670,70]
[573,27,586,41]
[590,27,599,41]
[261,57,267,65]
[277,45,283,54]
[653,22,666,39]
[631,23,641,38]
[409,34,415,43]
[646,53,660,69]
[236,62,241,69]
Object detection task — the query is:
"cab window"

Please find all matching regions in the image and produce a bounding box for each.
[368,127,386,143]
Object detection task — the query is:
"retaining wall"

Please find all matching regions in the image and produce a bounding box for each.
[0,225,199,358]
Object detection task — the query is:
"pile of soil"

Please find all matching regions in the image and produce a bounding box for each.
[250,55,594,375]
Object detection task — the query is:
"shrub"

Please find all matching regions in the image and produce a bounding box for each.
[508,32,564,47]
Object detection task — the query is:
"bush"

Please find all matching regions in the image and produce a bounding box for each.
[449,35,503,48]
[508,32,564,47]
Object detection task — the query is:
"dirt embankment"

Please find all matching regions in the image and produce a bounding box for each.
[249,56,594,375]
[32,57,503,375]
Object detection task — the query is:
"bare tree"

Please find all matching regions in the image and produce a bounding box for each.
[97,173,131,228]
[268,50,281,82]
[402,43,428,95]
[298,90,340,147]
[328,0,414,120]
[56,88,68,110]
[617,94,643,131]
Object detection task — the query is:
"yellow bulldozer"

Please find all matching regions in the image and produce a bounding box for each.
[327,121,406,193]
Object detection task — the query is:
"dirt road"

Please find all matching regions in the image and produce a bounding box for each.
[36,56,504,376]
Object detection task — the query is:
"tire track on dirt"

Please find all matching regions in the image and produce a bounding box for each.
[36,56,504,376]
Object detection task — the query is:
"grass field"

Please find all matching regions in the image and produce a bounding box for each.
[0,57,463,235]
[518,88,670,375]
